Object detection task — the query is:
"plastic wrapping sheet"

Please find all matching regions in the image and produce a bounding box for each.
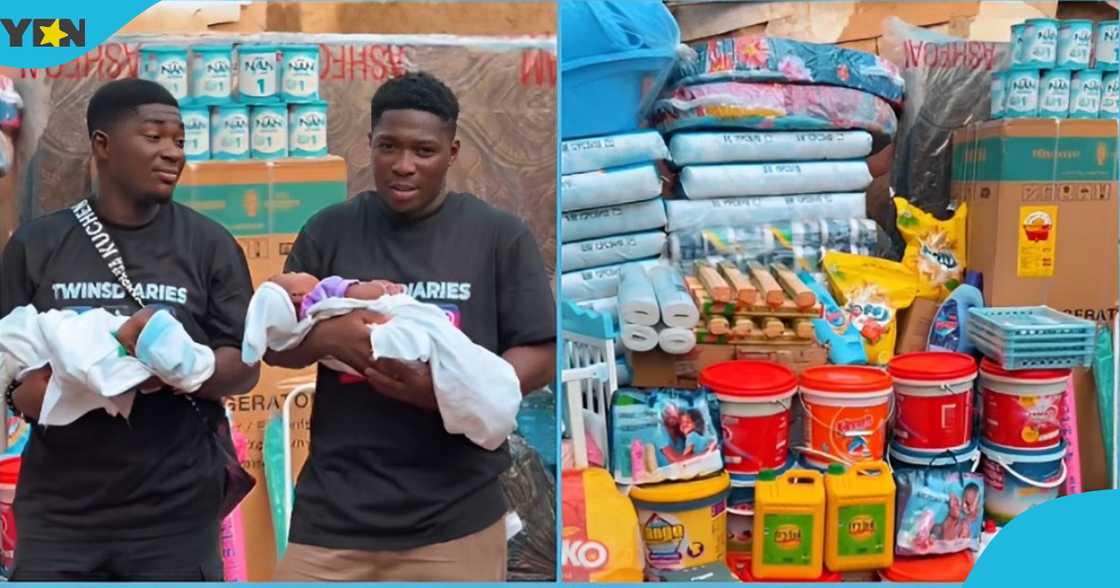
[879,17,1011,218]
[669,219,880,267]
[4,33,556,272]
[501,433,557,582]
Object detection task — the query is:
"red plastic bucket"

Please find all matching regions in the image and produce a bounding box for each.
[879,552,974,582]
[728,555,842,583]
[888,352,977,452]
[0,457,20,574]
[979,358,1069,450]
[799,366,893,468]
[702,361,797,475]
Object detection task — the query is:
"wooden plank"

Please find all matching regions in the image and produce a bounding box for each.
[696,261,732,304]
[747,261,784,308]
[772,262,816,310]
[719,261,758,306]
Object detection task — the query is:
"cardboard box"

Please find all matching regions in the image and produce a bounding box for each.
[952,118,1118,491]
[629,343,827,389]
[895,298,939,355]
[177,156,347,580]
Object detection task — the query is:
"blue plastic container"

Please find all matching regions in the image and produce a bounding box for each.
[888,440,981,474]
[928,284,984,354]
[288,101,328,158]
[1022,18,1059,68]
[1094,20,1119,69]
[1038,68,1072,118]
[250,104,288,160]
[281,44,321,103]
[1057,20,1094,69]
[190,44,233,103]
[180,103,211,162]
[980,440,1067,525]
[560,0,679,63]
[210,103,250,161]
[561,48,679,140]
[237,45,280,103]
[139,45,189,100]
[1069,69,1103,118]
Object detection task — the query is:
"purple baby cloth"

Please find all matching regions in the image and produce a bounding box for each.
[299,275,358,320]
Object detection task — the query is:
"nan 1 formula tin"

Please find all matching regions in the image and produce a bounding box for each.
[1004,68,1041,118]
[251,104,289,160]
[1094,21,1119,69]
[990,71,1007,119]
[190,45,233,103]
[1038,68,1072,118]
[1100,71,1119,119]
[1022,18,1059,68]
[281,45,321,102]
[237,45,280,103]
[288,101,328,158]
[1057,20,1093,69]
[210,103,250,160]
[1069,69,1103,118]
[181,103,211,161]
[1010,24,1027,66]
[140,45,188,100]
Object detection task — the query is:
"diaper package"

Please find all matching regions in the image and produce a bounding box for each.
[561,231,666,273]
[562,198,668,242]
[669,130,874,165]
[895,197,968,301]
[562,468,645,582]
[561,131,670,175]
[610,387,724,485]
[562,259,659,303]
[562,164,664,212]
[895,468,984,556]
[664,193,866,232]
[679,161,872,199]
[823,251,918,366]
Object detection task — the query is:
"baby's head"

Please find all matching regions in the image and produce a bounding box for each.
[345,279,405,301]
[268,272,321,310]
[116,306,160,355]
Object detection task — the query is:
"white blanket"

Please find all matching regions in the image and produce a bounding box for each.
[242,285,522,451]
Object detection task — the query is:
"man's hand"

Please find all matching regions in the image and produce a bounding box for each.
[265,309,382,371]
[10,365,51,421]
[363,358,437,411]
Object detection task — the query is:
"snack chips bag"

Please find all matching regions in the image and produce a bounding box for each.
[823,251,918,365]
[895,197,967,302]
[562,468,645,582]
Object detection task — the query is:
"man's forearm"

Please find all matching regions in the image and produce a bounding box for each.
[194,347,260,401]
[502,342,556,394]
[263,326,330,369]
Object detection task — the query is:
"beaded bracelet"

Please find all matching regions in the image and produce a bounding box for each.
[5,377,34,424]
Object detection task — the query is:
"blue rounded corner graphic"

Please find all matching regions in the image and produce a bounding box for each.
[968,489,1119,585]
[0,0,158,68]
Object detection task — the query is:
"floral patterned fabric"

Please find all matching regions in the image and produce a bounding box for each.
[652,82,899,152]
[670,36,905,108]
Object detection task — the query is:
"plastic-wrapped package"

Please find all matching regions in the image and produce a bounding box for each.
[880,17,1011,217]
[502,433,557,582]
[669,219,880,269]
[561,130,670,174]
[562,163,663,211]
[664,193,866,232]
[562,230,667,273]
[653,82,898,152]
[679,160,872,199]
[669,130,873,165]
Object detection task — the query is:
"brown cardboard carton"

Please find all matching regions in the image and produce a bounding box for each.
[952,118,1117,491]
[629,343,827,389]
[895,298,939,355]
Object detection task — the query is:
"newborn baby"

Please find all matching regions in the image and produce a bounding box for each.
[267,272,404,321]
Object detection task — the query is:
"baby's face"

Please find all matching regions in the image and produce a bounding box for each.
[269,273,320,308]
[116,307,159,355]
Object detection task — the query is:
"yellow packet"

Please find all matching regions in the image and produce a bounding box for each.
[894,197,967,302]
[823,251,918,366]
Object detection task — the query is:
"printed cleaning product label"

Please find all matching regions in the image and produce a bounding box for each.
[1018,205,1059,277]
[837,503,886,556]
[761,513,813,566]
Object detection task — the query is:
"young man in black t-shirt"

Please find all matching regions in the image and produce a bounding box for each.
[0,79,258,581]
[268,72,556,581]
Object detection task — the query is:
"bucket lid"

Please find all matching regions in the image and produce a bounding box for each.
[700,360,797,400]
[799,365,892,394]
[890,440,980,466]
[0,457,21,484]
[629,471,730,504]
[729,453,797,488]
[888,352,977,382]
[979,357,1070,382]
[881,552,974,582]
[980,438,1068,463]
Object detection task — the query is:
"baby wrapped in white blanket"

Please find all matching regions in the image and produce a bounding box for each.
[242,273,522,451]
[0,305,216,426]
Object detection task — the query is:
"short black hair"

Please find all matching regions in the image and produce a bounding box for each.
[370,71,459,129]
[86,78,179,138]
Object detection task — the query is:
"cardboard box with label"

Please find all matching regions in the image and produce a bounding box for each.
[176,156,347,579]
[629,344,828,389]
[952,118,1118,491]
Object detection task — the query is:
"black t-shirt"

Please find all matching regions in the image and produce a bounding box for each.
[284,191,555,551]
[0,200,253,542]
